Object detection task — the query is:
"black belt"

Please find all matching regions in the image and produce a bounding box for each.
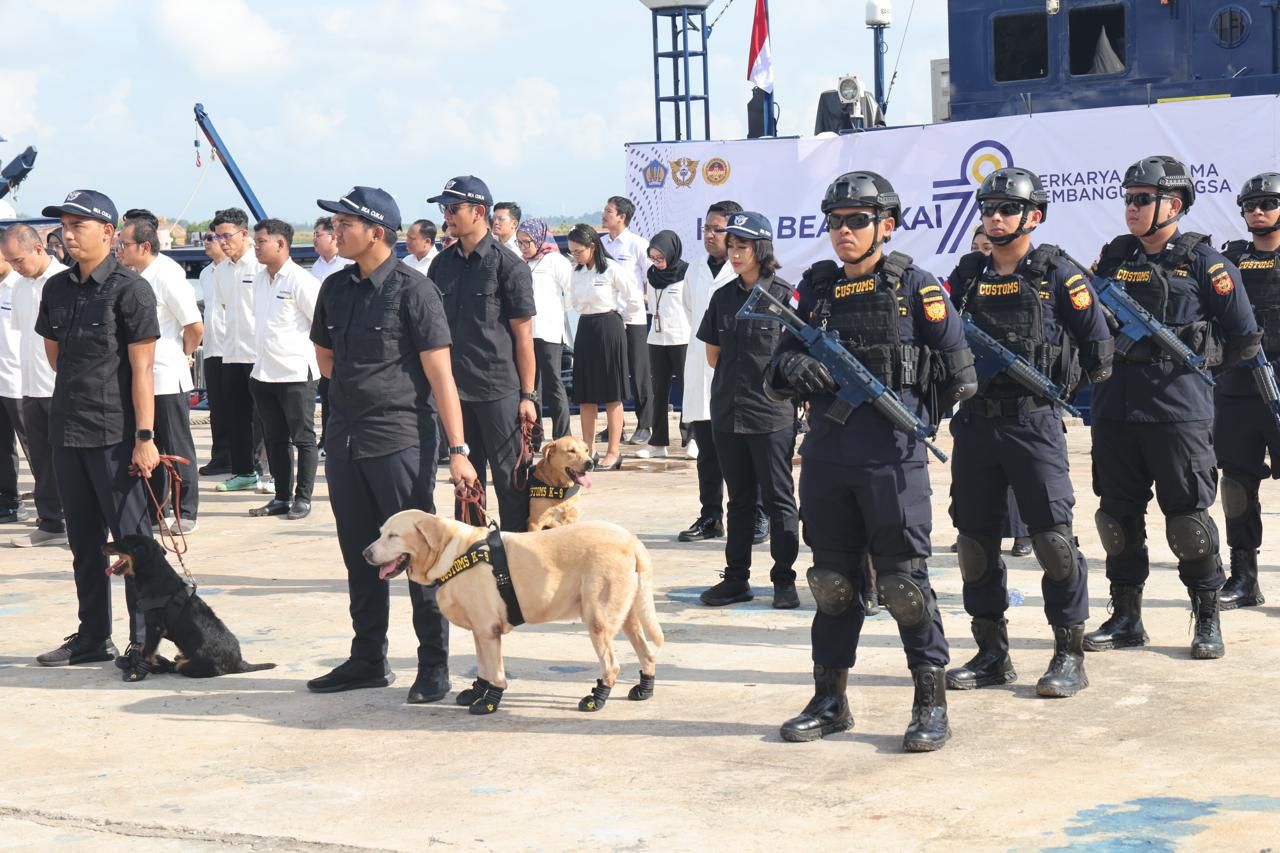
[965,396,1054,418]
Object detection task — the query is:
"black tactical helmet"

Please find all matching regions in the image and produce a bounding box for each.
[1237,172,1280,206]
[821,171,902,224]
[977,167,1049,222]
[1122,155,1196,211]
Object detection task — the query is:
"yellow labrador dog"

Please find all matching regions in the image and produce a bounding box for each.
[527,435,594,531]
[365,510,663,715]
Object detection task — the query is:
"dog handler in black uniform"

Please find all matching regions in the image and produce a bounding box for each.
[766,172,977,751]
[306,187,478,702]
[944,168,1113,698]
[33,190,160,667]
[1214,172,1280,609]
[1087,155,1259,660]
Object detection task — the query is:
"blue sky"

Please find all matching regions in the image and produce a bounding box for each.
[0,0,947,225]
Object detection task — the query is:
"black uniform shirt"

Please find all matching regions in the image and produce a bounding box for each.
[311,254,452,460]
[696,275,796,434]
[428,232,535,403]
[1218,243,1278,398]
[35,255,159,448]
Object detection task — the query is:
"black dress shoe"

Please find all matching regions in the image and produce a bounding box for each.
[36,633,118,666]
[628,428,652,445]
[307,658,394,693]
[1009,537,1033,557]
[199,462,232,477]
[596,428,630,444]
[249,499,292,518]
[287,499,312,520]
[407,664,450,703]
[752,514,770,545]
[678,516,724,542]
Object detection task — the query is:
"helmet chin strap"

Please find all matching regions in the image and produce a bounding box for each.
[850,213,885,264]
[1244,201,1280,235]
[1142,195,1183,238]
[987,206,1035,246]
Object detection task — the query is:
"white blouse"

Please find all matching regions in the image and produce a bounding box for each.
[570,258,644,318]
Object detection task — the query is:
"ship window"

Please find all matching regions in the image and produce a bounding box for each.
[1213,6,1251,49]
[1069,5,1126,75]
[993,13,1048,82]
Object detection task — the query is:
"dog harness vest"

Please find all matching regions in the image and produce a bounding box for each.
[432,530,526,627]
[526,473,581,501]
[137,582,195,626]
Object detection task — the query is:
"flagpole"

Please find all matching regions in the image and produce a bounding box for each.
[763,0,773,136]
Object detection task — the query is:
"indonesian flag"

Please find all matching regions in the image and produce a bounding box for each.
[747,0,773,94]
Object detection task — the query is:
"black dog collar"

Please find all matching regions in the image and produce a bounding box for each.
[527,473,581,501]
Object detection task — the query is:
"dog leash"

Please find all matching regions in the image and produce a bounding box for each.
[138,454,196,583]
[510,419,543,492]
[455,481,497,530]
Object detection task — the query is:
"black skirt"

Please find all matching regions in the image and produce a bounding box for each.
[573,312,629,404]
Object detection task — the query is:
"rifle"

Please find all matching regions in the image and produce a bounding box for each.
[1245,351,1280,432]
[1091,276,1216,387]
[736,284,949,462]
[961,313,1082,417]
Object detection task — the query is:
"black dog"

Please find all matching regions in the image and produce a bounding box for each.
[104,535,275,680]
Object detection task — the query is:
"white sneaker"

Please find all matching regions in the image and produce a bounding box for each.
[686,438,699,460]
[169,518,198,535]
[256,478,276,495]
[635,446,668,459]
[150,513,175,530]
[12,529,69,548]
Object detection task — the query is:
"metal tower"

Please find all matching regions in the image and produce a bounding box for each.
[640,1,713,141]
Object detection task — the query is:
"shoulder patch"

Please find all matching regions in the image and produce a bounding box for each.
[923,298,946,323]
[919,283,942,296]
[1063,273,1083,289]
[1212,270,1234,295]
[1069,281,1092,310]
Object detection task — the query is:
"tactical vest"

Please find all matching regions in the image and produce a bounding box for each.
[1224,239,1280,359]
[810,251,923,390]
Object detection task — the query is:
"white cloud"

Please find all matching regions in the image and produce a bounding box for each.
[0,68,47,139]
[153,0,294,78]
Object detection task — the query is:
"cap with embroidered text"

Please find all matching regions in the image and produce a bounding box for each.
[427,175,493,208]
[316,186,401,232]
[42,190,117,225]
[715,211,773,240]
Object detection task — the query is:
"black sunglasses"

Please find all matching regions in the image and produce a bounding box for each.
[1242,197,1280,213]
[826,212,876,232]
[979,200,1026,218]
[1123,192,1166,208]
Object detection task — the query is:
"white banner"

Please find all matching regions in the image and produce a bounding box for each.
[625,95,1280,281]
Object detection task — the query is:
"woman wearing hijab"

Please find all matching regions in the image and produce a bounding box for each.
[518,218,574,440]
[567,223,644,469]
[637,230,690,459]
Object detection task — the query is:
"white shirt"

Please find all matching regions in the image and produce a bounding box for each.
[601,228,651,325]
[139,253,201,395]
[571,258,644,318]
[199,261,225,360]
[402,249,437,274]
[0,270,22,398]
[214,248,263,364]
[528,251,573,344]
[502,234,520,255]
[646,277,691,346]
[251,259,320,384]
[681,254,737,422]
[309,253,347,281]
[11,259,65,398]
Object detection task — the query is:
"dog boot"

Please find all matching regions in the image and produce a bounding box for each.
[468,683,506,715]
[456,677,491,707]
[627,673,655,701]
[579,679,612,712]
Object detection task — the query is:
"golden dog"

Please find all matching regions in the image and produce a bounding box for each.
[527,435,594,531]
[365,510,663,714]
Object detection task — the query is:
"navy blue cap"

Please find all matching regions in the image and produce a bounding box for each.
[42,189,117,224]
[715,211,773,240]
[427,175,493,208]
[316,186,401,232]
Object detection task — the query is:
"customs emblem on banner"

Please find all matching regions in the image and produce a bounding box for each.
[703,157,730,186]
[671,158,698,188]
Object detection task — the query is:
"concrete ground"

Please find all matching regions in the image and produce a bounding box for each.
[2,416,1279,852]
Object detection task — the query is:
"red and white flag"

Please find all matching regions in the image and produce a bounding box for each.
[747,0,773,94]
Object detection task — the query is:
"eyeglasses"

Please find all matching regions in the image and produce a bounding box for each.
[118,240,141,249]
[202,235,215,243]
[701,226,721,235]
[516,238,536,247]
[826,212,876,231]
[211,231,241,242]
[439,203,471,215]
[568,246,590,256]
[1242,197,1280,213]
[1123,192,1165,208]
[979,200,1026,218]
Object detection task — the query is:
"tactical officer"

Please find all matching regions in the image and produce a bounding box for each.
[766,172,977,751]
[32,190,160,667]
[1214,172,1280,609]
[944,168,1113,698]
[1088,155,1260,660]
[307,186,478,702]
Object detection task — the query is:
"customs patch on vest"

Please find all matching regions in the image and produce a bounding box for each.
[832,277,876,299]
[1239,258,1277,270]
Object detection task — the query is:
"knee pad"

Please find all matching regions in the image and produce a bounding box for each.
[956,533,998,584]
[1165,511,1217,561]
[1219,476,1253,519]
[805,564,858,616]
[871,556,933,628]
[1031,525,1077,583]
[1094,509,1128,557]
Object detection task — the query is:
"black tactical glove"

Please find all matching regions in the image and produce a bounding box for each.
[778,350,837,396]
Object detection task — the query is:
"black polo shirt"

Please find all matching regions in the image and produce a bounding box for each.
[311,253,452,460]
[428,232,535,402]
[35,255,159,448]
[696,274,796,434]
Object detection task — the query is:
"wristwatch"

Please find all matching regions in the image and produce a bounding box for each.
[448,443,470,456]
[520,391,539,403]
[135,429,154,442]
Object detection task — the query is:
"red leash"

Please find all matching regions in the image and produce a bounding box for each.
[454,481,494,529]
[510,419,543,492]
[138,454,194,580]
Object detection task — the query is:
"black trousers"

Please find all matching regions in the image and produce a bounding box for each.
[220,361,258,476]
[202,356,230,468]
[534,339,571,440]
[150,392,200,522]
[249,378,318,501]
[690,420,724,520]
[625,323,653,432]
[457,395,529,532]
[325,439,448,667]
[52,442,150,642]
[1213,393,1280,550]
[22,397,64,532]
[713,428,799,583]
[647,344,685,447]
[0,396,27,512]
[317,376,330,450]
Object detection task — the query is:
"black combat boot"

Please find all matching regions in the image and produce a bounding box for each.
[903,665,951,752]
[779,664,854,742]
[1036,624,1088,698]
[944,617,1016,689]
[1189,589,1225,660]
[1082,583,1148,651]
[1220,548,1265,610]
